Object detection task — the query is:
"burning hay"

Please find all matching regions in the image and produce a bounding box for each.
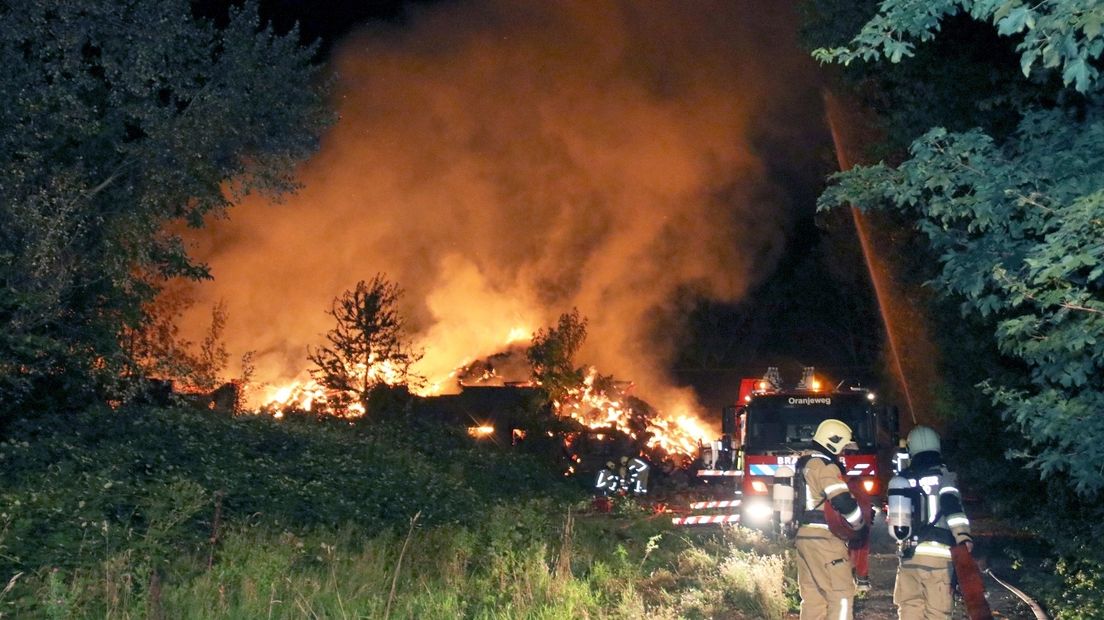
[253,342,709,476]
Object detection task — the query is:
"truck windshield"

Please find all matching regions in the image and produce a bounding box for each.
[744,395,875,452]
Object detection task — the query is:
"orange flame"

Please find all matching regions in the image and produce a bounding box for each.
[552,368,706,457]
[255,356,404,418]
[255,336,709,458]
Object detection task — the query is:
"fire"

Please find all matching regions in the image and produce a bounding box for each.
[254,356,403,418]
[252,330,709,459]
[261,377,326,412]
[645,413,709,456]
[553,368,706,457]
[554,370,633,434]
[422,371,458,396]
[253,326,535,412]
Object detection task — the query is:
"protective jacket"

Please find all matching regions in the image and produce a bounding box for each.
[797,448,865,534]
[898,451,971,568]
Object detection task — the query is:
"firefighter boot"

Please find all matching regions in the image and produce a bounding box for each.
[855,575,871,597]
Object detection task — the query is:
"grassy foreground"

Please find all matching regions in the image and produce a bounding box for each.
[0,405,796,618]
[25,509,793,619]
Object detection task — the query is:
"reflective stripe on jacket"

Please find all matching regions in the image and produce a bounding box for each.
[800,452,863,530]
[901,457,971,567]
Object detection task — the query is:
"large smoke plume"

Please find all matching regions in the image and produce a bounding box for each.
[185,0,828,416]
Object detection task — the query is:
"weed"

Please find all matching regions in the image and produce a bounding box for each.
[0,405,797,619]
[42,569,70,620]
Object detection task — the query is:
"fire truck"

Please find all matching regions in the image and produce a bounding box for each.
[674,366,898,527]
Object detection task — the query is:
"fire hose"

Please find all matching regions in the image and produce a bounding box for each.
[984,569,1049,620]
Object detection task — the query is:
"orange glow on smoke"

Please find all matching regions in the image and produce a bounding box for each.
[181,2,823,461]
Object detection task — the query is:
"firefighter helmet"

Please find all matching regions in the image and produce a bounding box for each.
[812,419,853,455]
[906,425,941,456]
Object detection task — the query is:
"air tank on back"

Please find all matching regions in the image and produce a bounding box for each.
[772,465,795,526]
[887,474,913,541]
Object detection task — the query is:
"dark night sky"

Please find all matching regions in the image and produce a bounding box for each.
[196,0,432,53]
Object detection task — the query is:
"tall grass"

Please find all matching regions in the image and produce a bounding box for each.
[5,513,793,619]
[0,405,795,618]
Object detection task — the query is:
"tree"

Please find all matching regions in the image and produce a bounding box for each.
[308,275,422,416]
[800,0,1048,159]
[813,1,1104,496]
[526,309,595,402]
[813,1,1104,93]
[123,292,230,392]
[0,1,329,411]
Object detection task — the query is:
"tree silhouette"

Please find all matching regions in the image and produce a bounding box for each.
[309,275,422,415]
[0,1,329,410]
[527,309,591,402]
[814,0,1104,497]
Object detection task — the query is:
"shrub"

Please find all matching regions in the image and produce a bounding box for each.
[0,404,793,619]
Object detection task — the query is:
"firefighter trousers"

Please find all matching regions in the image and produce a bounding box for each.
[893,563,952,620]
[796,533,855,620]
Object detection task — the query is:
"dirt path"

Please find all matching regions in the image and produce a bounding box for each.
[851,551,1038,619]
[786,515,1044,619]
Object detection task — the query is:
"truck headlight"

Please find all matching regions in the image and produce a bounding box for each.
[744,500,773,524]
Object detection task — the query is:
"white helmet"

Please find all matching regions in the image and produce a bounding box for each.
[813,419,854,455]
[906,425,941,456]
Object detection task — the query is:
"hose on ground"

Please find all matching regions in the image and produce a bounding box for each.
[984,569,1048,620]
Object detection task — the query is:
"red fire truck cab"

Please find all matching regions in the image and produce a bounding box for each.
[678,367,897,528]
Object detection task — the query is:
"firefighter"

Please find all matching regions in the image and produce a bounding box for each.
[891,426,973,620]
[594,461,619,496]
[795,419,866,620]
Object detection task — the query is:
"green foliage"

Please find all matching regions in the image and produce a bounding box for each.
[633,527,793,620]
[820,110,1104,496]
[527,309,592,401]
[123,290,232,391]
[813,0,1104,93]
[0,403,794,619]
[802,0,1045,161]
[0,0,329,410]
[1051,556,1104,620]
[308,274,423,415]
[0,404,577,582]
[810,2,1104,615]
[813,0,1104,500]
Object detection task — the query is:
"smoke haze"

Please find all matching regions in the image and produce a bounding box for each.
[185,0,829,415]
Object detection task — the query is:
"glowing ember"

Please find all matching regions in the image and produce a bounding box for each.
[467,425,495,438]
[255,370,366,414]
[254,337,709,460]
[553,368,705,457]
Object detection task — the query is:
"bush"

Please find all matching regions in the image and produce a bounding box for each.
[0,404,579,577]
[0,404,794,619]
